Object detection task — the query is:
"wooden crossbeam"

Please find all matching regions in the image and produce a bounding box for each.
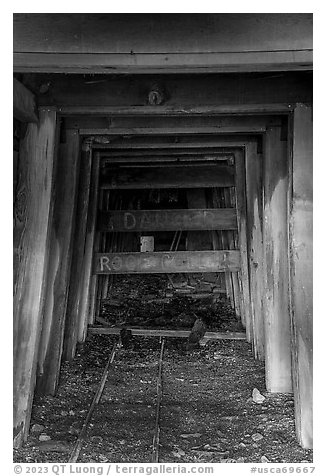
[93,250,240,275]
[100,165,234,189]
[88,327,246,340]
[97,208,237,232]
[80,126,266,135]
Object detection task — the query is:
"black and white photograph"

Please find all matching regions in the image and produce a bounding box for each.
[11,10,314,469]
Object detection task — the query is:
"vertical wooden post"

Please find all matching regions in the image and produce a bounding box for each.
[77,152,101,342]
[245,143,265,359]
[225,187,241,319]
[13,108,57,447]
[63,139,92,361]
[234,149,252,343]
[263,126,292,392]
[289,104,313,449]
[36,130,80,395]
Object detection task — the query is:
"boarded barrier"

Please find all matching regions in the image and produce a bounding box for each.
[94,250,240,274]
[98,208,237,232]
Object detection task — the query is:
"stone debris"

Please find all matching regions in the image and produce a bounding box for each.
[34,440,70,453]
[30,424,45,433]
[251,433,264,442]
[252,388,266,404]
[180,433,202,439]
[172,447,186,458]
[68,421,82,435]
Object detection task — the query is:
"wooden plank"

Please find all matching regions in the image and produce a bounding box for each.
[35,72,311,111]
[63,141,92,361]
[98,208,237,232]
[245,144,265,359]
[94,251,240,275]
[13,108,57,448]
[263,126,292,391]
[102,154,233,164]
[225,188,242,319]
[13,78,38,123]
[77,152,101,343]
[88,327,247,340]
[101,165,234,189]
[289,104,313,449]
[233,149,252,344]
[36,130,80,395]
[58,104,295,116]
[80,126,266,135]
[186,190,212,249]
[67,114,282,132]
[213,192,234,309]
[97,140,253,150]
[13,14,312,55]
[13,50,312,74]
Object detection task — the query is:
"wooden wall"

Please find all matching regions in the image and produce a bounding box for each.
[289,104,313,449]
[13,108,58,447]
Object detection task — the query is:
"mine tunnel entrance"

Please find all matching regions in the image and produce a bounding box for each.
[14,102,312,461]
[90,138,250,344]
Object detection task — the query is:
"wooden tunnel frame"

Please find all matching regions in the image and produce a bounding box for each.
[13,101,312,450]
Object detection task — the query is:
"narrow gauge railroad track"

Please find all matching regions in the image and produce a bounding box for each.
[68,337,165,463]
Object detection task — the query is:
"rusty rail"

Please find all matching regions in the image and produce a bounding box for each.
[68,342,118,463]
[151,337,165,463]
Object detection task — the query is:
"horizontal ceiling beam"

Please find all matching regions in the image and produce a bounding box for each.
[13,50,312,74]
[80,126,266,136]
[58,104,294,116]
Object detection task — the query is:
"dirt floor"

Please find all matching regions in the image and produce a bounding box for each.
[14,275,313,463]
[14,334,313,464]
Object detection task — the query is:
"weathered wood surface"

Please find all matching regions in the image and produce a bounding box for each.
[63,141,92,361]
[290,104,313,449]
[98,208,237,232]
[13,109,57,447]
[14,14,312,55]
[186,190,213,252]
[234,149,252,343]
[101,165,234,189]
[80,126,266,136]
[211,189,234,309]
[263,126,292,391]
[88,327,247,340]
[77,153,101,343]
[13,78,38,123]
[226,188,241,319]
[14,14,312,73]
[59,104,298,117]
[102,153,233,164]
[245,143,264,359]
[68,114,283,132]
[36,130,80,395]
[94,251,240,274]
[98,140,250,150]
